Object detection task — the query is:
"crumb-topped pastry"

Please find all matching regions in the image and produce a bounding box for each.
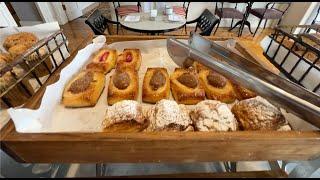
[62,71,105,107]
[3,32,38,50]
[116,49,141,71]
[231,96,289,130]
[86,48,117,74]
[190,100,238,131]
[107,68,138,105]
[145,99,194,132]
[170,68,205,105]
[142,68,170,104]
[102,100,148,132]
[199,69,237,103]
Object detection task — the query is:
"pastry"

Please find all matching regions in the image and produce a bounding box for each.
[8,42,47,60]
[142,68,170,104]
[116,48,141,71]
[232,83,256,100]
[62,71,105,107]
[199,69,237,103]
[170,68,205,105]
[86,49,117,74]
[3,32,38,50]
[107,68,138,105]
[193,61,210,73]
[231,96,289,130]
[102,100,148,132]
[145,99,194,132]
[190,100,238,131]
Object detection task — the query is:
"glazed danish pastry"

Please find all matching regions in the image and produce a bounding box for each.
[116,49,141,71]
[86,48,117,74]
[170,68,205,105]
[103,100,149,132]
[107,69,139,105]
[199,69,237,103]
[142,68,170,104]
[62,71,105,107]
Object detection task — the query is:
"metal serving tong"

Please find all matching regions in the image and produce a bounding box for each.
[166,33,320,128]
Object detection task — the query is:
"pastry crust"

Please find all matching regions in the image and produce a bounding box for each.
[193,61,210,73]
[190,100,238,132]
[232,83,257,100]
[116,48,141,71]
[170,68,205,105]
[145,99,194,132]
[199,69,237,103]
[86,49,117,74]
[107,69,139,105]
[142,68,170,104]
[231,96,287,130]
[103,100,148,132]
[62,71,105,107]
[3,32,38,50]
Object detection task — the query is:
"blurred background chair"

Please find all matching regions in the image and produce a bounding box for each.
[186,9,220,36]
[85,9,118,35]
[113,2,141,34]
[172,2,191,34]
[249,2,291,37]
[214,2,249,35]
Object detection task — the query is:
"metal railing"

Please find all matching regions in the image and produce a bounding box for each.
[263,26,320,95]
[0,30,69,108]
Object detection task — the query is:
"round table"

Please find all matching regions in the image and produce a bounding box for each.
[119,13,186,35]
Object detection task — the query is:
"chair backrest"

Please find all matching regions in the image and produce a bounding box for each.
[183,2,191,19]
[196,9,220,36]
[85,9,109,35]
[267,2,291,14]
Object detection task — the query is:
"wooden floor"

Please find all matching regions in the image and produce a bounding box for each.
[60,18,274,53]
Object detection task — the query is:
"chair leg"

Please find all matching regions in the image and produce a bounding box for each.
[263,19,268,29]
[231,18,234,29]
[185,24,187,35]
[213,18,221,35]
[116,24,119,35]
[253,18,263,37]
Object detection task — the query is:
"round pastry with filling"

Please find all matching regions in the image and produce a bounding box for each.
[86,48,117,74]
[145,99,194,132]
[107,69,138,105]
[190,100,238,131]
[116,49,141,71]
[62,70,105,107]
[3,32,38,50]
[102,100,149,132]
[170,68,205,105]
[231,96,289,130]
[199,69,237,103]
[142,68,170,104]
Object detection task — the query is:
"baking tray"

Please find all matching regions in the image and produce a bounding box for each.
[0,35,319,163]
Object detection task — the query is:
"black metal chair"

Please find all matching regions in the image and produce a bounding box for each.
[171,2,191,34]
[214,2,249,35]
[186,9,220,36]
[113,2,141,34]
[85,9,119,35]
[249,2,291,37]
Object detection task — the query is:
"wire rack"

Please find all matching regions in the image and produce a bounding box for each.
[0,30,69,108]
[262,25,320,95]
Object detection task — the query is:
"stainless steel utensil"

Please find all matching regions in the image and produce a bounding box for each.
[166,34,320,128]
